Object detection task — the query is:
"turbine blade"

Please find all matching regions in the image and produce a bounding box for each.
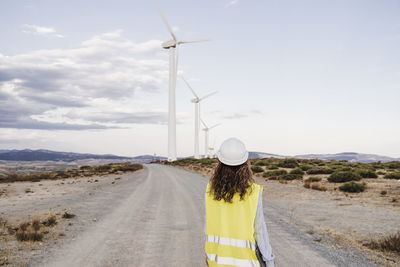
[179,39,209,44]
[152,0,177,41]
[199,91,217,101]
[209,123,221,130]
[181,76,199,98]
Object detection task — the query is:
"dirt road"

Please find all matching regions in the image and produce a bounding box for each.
[33,164,379,267]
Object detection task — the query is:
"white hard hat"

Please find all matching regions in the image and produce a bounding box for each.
[216,137,249,166]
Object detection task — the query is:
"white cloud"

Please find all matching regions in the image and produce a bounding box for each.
[0,31,169,130]
[21,24,65,38]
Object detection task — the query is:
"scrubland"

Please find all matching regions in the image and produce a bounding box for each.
[162,157,400,265]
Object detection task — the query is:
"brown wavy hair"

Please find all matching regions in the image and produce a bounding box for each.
[209,160,254,203]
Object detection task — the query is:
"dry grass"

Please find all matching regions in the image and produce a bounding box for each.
[42,214,57,227]
[365,232,400,254]
[62,211,76,219]
[0,163,143,183]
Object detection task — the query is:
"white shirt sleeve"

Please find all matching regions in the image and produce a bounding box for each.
[254,187,275,267]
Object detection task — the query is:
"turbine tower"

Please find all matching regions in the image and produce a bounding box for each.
[181,77,217,159]
[153,0,207,162]
[201,119,221,158]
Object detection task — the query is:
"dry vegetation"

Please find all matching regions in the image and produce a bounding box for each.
[0,163,143,183]
[161,157,400,204]
[0,210,76,265]
[161,157,400,262]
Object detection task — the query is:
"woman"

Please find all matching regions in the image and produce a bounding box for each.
[205,137,275,267]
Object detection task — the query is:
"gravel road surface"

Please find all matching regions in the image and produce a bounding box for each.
[30,164,379,267]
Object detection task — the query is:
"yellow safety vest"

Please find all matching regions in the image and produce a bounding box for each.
[205,182,262,267]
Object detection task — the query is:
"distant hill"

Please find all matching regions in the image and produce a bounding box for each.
[248,151,399,163]
[0,149,397,163]
[293,152,399,163]
[248,151,286,159]
[0,149,133,162]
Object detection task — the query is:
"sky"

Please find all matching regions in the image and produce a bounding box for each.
[0,0,399,158]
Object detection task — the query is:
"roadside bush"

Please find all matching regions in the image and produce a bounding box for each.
[377,171,385,175]
[307,168,334,175]
[311,183,327,191]
[42,215,57,227]
[328,171,362,183]
[365,231,400,253]
[95,164,113,172]
[115,163,143,172]
[290,168,304,175]
[199,158,218,165]
[384,172,400,179]
[339,181,366,193]
[277,159,298,168]
[356,169,378,178]
[306,177,322,182]
[281,173,302,180]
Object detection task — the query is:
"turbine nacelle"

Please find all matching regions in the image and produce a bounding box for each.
[191,98,200,103]
[162,40,177,49]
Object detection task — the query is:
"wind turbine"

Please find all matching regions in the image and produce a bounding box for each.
[181,77,217,159]
[153,0,207,162]
[201,119,221,158]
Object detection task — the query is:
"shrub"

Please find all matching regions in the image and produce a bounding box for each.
[365,231,400,253]
[384,161,400,169]
[282,173,302,180]
[115,163,143,172]
[328,171,362,183]
[377,171,385,175]
[42,215,57,227]
[264,169,288,177]
[62,212,76,219]
[290,168,304,175]
[311,183,327,191]
[339,181,366,193]
[251,166,264,173]
[384,172,400,179]
[380,190,387,196]
[356,169,378,178]
[267,165,278,170]
[303,180,311,188]
[254,160,268,166]
[277,159,298,168]
[199,158,218,165]
[299,165,312,171]
[306,177,322,182]
[307,168,334,175]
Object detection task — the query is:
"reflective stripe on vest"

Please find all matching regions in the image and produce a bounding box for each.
[205,182,262,267]
[206,253,260,267]
[206,235,256,251]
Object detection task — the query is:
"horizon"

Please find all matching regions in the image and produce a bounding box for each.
[1,0,399,158]
[1,147,399,160]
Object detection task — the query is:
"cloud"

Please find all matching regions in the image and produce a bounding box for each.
[0,31,169,130]
[21,24,65,38]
